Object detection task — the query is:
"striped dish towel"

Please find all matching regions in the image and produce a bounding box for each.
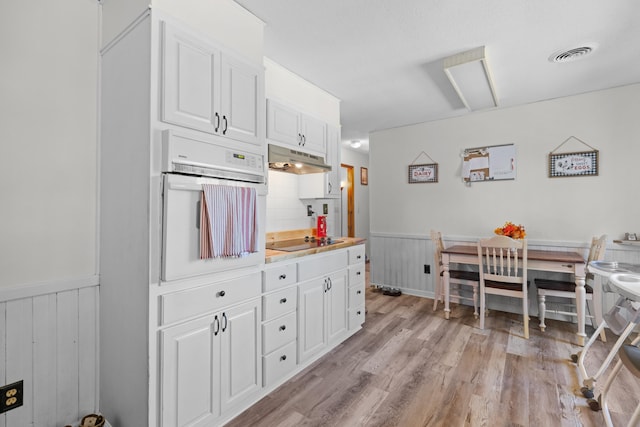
[200,184,258,259]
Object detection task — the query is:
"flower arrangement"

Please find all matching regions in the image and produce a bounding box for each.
[494,221,526,239]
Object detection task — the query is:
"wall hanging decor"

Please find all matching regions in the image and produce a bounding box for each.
[408,151,438,183]
[548,136,599,178]
[462,143,516,184]
[360,167,368,185]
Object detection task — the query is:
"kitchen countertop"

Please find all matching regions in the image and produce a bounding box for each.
[265,237,366,264]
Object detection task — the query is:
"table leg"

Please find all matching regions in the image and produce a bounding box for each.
[443,255,451,320]
[575,265,587,346]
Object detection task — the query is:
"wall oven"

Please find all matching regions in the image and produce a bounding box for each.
[160,130,267,282]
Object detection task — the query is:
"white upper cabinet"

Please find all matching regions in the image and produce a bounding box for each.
[325,125,341,197]
[299,114,326,155]
[162,21,263,146]
[267,99,326,156]
[298,125,340,199]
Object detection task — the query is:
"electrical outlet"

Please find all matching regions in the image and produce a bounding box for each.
[307,205,314,216]
[0,380,23,414]
[424,264,430,274]
[323,204,328,214]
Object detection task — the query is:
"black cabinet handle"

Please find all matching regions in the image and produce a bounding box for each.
[222,115,228,134]
[357,255,362,259]
[327,278,332,291]
[279,274,287,280]
[279,325,286,331]
[302,134,306,145]
[357,310,361,315]
[214,112,220,132]
[280,298,287,304]
[357,290,362,295]
[213,315,220,336]
[280,355,287,362]
[221,312,228,332]
[324,278,328,293]
[356,271,361,276]
[298,133,302,145]
[217,290,226,297]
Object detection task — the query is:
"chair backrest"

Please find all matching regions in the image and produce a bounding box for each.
[431,229,445,272]
[477,235,528,285]
[587,234,607,263]
[585,234,607,280]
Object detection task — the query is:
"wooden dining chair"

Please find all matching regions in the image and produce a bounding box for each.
[477,235,529,339]
[536,234,607,339]
[431,230,480,317]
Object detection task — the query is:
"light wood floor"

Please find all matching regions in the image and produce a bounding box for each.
[229,268,639,426]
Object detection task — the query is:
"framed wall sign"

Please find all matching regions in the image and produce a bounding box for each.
[360,167,368,185]
[549,150,598,178]
[462,144,516,183]
[408,163,438,183]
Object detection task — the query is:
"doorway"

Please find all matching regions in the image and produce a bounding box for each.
[341,164,355,238]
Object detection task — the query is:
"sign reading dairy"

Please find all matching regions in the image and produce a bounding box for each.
[408,163,438,183]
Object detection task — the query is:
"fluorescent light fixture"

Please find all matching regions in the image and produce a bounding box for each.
[443,46,498,111]
[350,140,362,149]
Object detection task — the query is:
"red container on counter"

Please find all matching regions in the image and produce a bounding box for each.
[316,215,327,237]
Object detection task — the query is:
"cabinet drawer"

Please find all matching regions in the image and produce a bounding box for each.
[348,264,365,286]
[349,285,365,309]
[349,306,365,330]
[298,250,348,282]
[348,245,365,264]
[263,263,297,292]
[263,341,297,388]
[160,272,261,325]
[262,311,297,355]
[263,287,297,321]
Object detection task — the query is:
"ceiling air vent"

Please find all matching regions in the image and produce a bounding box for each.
[549,45,597,63]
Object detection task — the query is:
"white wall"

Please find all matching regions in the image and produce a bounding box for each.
[0,0,99,289]
[102,0,264,65]
[370,84,640,242]
[341,148,370,256]
[264,58,340,126]
[0,1,101,425]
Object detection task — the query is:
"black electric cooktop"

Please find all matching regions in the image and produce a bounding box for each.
[266,236,343,252]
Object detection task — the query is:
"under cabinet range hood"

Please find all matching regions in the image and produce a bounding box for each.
[268,144,332,175]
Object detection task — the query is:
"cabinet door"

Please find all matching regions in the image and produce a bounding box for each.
[300,114,326,155]
[161,315,219,427]
[327,270,348,343]
[220,299,262,412]
[266,99,300,147]
[298,278,326,363]
[325,126,341,198]
[162,22,221,135]
[220,56,262,145]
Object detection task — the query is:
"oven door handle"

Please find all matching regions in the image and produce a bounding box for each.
[196,200,201,229]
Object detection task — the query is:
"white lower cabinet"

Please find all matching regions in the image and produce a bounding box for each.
[220,300,262,411]
[160,297,261,427]
[298,270,348,363]
[348,245,367,330]
[161,314,219,427]
[159,245,366,426]
[261,262,299,388]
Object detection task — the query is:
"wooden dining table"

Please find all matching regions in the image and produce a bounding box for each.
[441,244,588,345]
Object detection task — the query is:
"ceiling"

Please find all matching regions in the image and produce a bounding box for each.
[234,1,640,153]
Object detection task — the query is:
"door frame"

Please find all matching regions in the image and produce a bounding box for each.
[341,164,355,238]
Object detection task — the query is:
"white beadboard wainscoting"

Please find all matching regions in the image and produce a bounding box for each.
[0,276,99,427]
[370,232,640,323]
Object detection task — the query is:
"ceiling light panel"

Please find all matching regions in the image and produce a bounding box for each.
[443,46,498,111]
